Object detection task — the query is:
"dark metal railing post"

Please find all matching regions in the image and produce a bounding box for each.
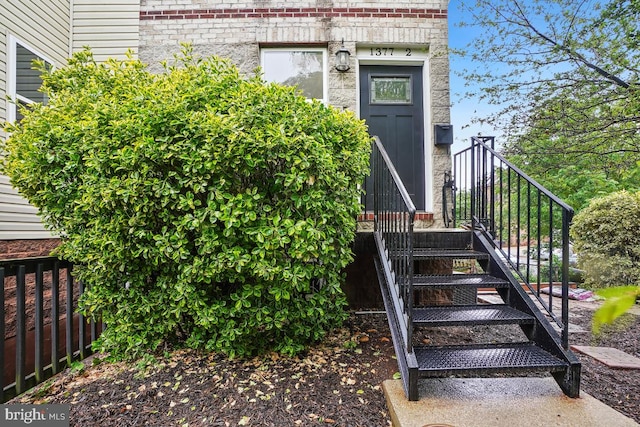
[51,262,60,375]
[79,279,87,360]
[373,139,379,233]
[561,208,573,348]
[470,138,476,230]
[35,263,45,382]
[15,266,26,395]
[66,268,74,366]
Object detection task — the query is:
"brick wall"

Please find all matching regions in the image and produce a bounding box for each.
[138,0,451,223]
[0,239,60,260]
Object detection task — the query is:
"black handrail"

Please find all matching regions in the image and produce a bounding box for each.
[1,257,102,402]
[454,136,574,347]
[372,136,416,352]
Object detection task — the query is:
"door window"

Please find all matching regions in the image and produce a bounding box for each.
[370,76,412,105]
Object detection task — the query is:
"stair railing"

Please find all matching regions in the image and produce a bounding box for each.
[453,136,574,347]
[371,136,416,352]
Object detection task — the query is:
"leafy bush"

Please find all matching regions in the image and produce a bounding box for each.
[2,46,371,359]
[571,190,640,288]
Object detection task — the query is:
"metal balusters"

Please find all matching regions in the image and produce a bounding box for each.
[453,136,575,349]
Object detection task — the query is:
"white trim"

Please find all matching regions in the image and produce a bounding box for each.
[69,0,75,58]
[6,34,54,123]
[355,51,433,211]
[259,46,329,104]
[356,45,430,65]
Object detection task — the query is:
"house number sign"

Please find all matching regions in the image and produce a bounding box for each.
[369,47,413,57]
[357,45,429,61]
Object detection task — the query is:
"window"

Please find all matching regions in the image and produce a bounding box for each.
[7,36,52,123]
[370,75,413,105]
[261,48,328,103]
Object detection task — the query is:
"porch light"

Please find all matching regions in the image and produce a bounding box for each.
[335,39,351,72]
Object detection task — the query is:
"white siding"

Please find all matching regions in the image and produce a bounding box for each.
[0,174,54,239]
[1,0,141,240]
[72,1,140,61]
[1,1,70,64]
[1,0,71,240]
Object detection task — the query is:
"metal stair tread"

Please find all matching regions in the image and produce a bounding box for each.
[414,343,568,375]
[413,273,509,288]
[411,248,489,260]
[412,304,534,326]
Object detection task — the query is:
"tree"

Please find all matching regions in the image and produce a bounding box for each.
[455,0,640,206]
[1,46,372,360]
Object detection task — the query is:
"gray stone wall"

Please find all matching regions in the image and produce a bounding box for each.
[139,1,451,223]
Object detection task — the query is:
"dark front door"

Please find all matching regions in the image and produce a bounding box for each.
[360,65,425,210]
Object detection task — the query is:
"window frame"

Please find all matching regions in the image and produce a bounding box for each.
[260,46,329,104]
[6,35,53,123]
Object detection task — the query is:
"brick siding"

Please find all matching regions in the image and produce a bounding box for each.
[140,7,447,20]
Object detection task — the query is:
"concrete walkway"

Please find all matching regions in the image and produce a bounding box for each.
[384,377,639,427]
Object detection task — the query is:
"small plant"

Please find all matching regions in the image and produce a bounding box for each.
[134,353,161,378]
[33,378,56,399]
[69,360,85,374]
[343,339,358,350]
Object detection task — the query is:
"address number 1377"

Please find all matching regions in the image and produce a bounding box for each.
[369,47,412,56]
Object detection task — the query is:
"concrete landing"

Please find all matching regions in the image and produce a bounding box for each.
[383,378,639,427]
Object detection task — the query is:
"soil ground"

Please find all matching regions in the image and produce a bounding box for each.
[8,299,640,427]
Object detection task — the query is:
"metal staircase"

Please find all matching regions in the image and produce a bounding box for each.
[371,136,581,401]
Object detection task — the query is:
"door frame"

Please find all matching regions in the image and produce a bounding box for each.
[355,46,433,212]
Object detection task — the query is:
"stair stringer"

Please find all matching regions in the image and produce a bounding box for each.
[374,258,420,401]
[472,230,581,397]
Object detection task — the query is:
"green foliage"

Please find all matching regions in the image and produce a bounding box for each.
[571,190,640,289]
[69,360,85,373]
[592,286,640,334]
[506,154,628,213]
[1,46,371,360]
[456,0,640,206]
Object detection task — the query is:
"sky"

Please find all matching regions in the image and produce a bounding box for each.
[447,1,502,154]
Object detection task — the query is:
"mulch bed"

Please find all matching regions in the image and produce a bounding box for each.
[7,302,640,426]
[9,312,397,426]
[568,303,640,423]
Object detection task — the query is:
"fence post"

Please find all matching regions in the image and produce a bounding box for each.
[35,263,44,382]
[51,262,60,374]
[15,265,26,395]
[66,269,74,366]
[0,267,5,398]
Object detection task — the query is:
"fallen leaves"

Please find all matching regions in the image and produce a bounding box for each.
[9,313,397,426]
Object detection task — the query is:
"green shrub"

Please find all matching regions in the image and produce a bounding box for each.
[2,46,371,360]
[571,190,640,288]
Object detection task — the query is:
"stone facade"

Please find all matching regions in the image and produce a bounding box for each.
[138,1,451,225]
